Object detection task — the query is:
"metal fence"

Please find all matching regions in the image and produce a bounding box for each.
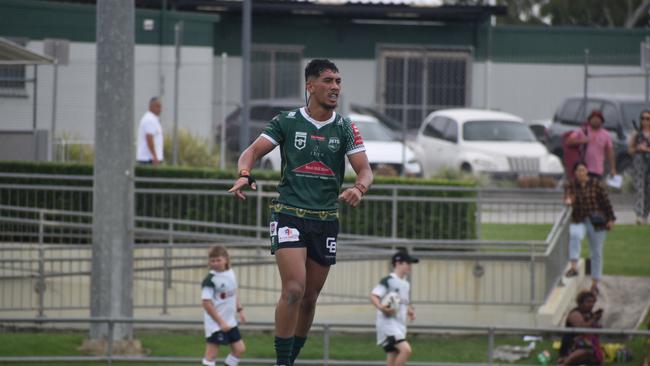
[0,173,566,241]
[0,235,565,316]
[0,317,648,365]
[0,173,570,316]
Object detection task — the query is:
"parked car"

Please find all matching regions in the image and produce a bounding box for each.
[349,104,402,133]
[413,108,564,178]
[545,94,650,172]
[261,113,422,176]
[526,118,552,144]
[219,98,302,152]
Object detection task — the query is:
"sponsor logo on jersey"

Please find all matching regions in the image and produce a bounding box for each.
[287,111,296,118]
[294,131,307,150]
[351,123,364,146]
[311,145,323,159]
[218,289,236,299]
[292,161,335,176]
[328,137,340,152]
[278,226,300,243]
[311,135,325,141]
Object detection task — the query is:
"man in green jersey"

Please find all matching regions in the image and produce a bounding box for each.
[229,59,373,366]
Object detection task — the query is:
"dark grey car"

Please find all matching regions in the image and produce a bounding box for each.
[219,98,303,152]
[545,94,649,172]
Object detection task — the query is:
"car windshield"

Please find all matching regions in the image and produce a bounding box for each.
[622,102,650,129]
[354,120,395,142]
[463,120,536,142]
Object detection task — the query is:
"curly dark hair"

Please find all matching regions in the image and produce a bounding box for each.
[304,59,338,82]
[576,289,596,305]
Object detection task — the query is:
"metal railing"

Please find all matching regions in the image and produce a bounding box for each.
[0,317,648,365]
[0,173,567,242]
[0,173,570,315]
[0,204,568,316]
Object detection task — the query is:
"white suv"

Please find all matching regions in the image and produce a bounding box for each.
[413,108,563,178]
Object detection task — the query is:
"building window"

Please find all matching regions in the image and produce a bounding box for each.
[0,37,29,97]
[251,45,302,100]
[378,47,472,130]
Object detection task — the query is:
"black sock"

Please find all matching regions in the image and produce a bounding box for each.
[290,336,307,365]
[274,336,293,366]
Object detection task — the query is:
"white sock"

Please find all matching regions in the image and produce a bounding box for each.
[224,353,240,366]
[202,358,216,366]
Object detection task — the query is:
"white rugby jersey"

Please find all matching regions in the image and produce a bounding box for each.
[371,272,411,345]
[201,269,238,337]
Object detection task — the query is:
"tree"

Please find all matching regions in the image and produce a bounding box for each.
[541,0,650,28]
[443,0,650,28]
[443,0,549,25]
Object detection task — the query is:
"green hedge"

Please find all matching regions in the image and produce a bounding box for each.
[0,161,477,240]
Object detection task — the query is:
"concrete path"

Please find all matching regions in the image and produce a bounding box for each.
[597,275,650,329]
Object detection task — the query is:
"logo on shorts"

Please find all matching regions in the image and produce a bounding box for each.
[326,237,336,253]
[294,131,307,150]
[328,137,340,152]
[270,221,278,237]
[278,226,300,243]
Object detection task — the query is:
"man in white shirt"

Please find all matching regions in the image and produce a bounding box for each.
[136,97,163,165]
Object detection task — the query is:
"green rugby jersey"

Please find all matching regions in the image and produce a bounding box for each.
[261,107,366,220]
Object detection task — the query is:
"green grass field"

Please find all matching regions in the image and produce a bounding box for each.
[0,330,645,366]
[0,224,647,365]
[482,223,650,277]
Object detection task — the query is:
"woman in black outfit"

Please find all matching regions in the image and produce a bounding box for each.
[557,290,604,366]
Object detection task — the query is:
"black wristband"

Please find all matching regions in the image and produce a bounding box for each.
[240,174,256,186]
[247,175,256,186]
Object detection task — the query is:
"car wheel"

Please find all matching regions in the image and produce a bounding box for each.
[460,162,472,173]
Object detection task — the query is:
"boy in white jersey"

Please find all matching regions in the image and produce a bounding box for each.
[370,250,418,366]
[201,246,246,366]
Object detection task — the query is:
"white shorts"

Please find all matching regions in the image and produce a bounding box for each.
[376,319,406,346]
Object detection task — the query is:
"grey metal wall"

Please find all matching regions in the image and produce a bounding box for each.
[1,41,213,144]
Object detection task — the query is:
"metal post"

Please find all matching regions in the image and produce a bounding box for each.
[240,0,252,152]
[645,38,650,104]
[530,243,536,309]
[484,18,493,109]
[256,181,263,239]
[158,0,167,97]
[391,188,398,238]
[400,58,408,176]
[91,0,135,342]
[219,52,227,169]
[323,324,330,366]
[644,67,650,106]
[487,327,494,366]
[33,65,39,161]
[107,320,114,366]
[162,221,173,315]
[583,49,589,103]
[172,21,183,165]
[50,61,58,161]
[475,188,482,239]
[37,211,45,318]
